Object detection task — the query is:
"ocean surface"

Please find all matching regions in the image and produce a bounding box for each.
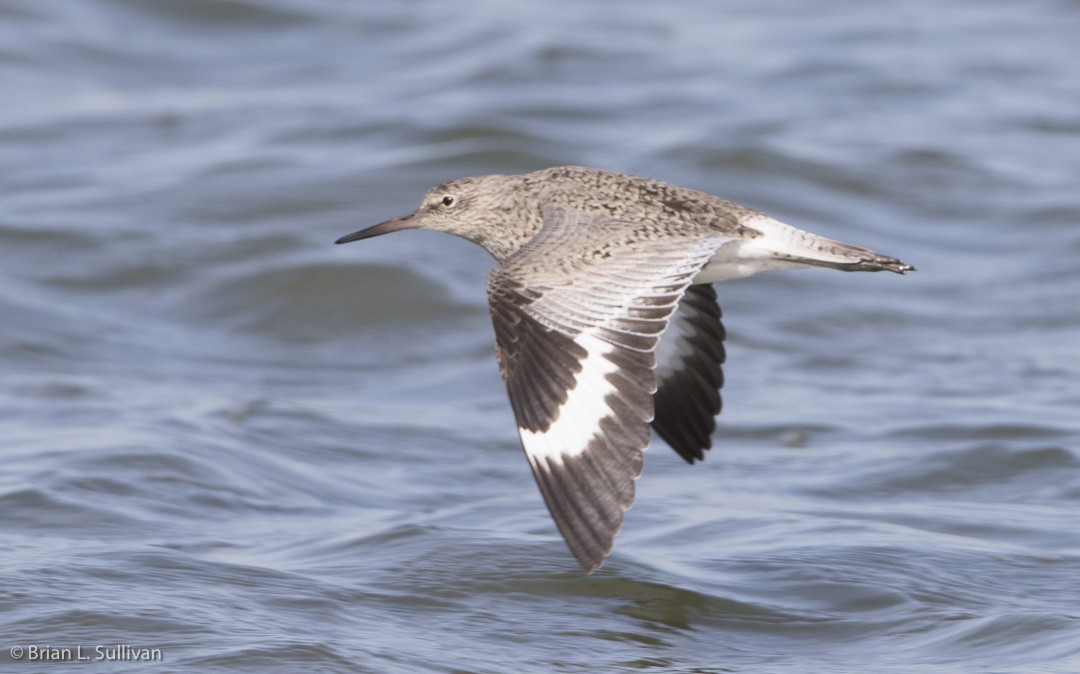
[2,1,1079,672]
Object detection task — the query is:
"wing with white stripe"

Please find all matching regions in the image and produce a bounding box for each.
[487,206,723,571]
[652,283,725,463]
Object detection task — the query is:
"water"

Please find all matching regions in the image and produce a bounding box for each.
[2,0,1079,672]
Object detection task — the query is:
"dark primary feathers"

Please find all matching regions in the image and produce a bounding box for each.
[652,284,725,464]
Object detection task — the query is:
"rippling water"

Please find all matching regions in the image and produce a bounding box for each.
[2,0,1079,672]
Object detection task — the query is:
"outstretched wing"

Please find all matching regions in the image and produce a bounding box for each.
[651,283,725,463]
[487,206,725,571]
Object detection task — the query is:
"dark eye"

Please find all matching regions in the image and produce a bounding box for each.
[441,195,455,207]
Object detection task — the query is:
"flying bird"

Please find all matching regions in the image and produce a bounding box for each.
[336,165,913,571]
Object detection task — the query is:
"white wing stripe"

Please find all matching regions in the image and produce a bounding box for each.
[518,332,620,467]
[654,303,697,381]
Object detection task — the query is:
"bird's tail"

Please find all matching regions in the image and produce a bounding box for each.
[740,214,914,274]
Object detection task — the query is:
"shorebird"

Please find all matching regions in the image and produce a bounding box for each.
[336,165,913,571]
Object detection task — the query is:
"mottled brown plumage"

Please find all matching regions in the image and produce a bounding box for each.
[336,165,913,571]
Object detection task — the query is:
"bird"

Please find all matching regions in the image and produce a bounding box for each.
[335,165,913,572]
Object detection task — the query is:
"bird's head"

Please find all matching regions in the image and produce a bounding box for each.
[336,174,537,259]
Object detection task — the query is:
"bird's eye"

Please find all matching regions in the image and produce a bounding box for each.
[441,195,456,207]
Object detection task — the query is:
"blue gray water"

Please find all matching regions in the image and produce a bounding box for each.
[2,1,1079,672]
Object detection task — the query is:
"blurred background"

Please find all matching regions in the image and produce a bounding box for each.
[1,0,1078,672]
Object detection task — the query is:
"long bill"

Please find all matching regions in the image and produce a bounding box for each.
[335,211,422,244]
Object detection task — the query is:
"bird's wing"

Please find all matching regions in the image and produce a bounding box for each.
[651,283,725,463]
[487,206,724,571]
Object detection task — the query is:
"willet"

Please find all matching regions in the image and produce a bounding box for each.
[336,165,913,571]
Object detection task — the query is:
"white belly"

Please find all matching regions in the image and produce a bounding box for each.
[694,239,810,283]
